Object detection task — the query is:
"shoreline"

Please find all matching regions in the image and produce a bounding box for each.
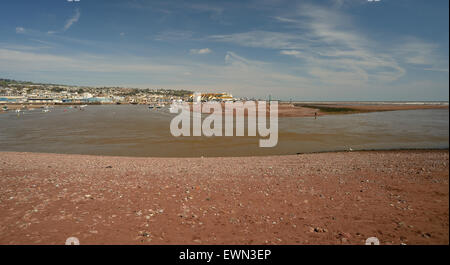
[188,102,449,117]
[1,102,448,117]
[0,147,449,159]
[0,149,448,245]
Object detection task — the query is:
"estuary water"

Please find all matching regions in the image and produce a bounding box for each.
[0,105,448,157]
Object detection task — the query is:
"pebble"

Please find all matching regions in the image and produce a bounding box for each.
[422,233,431,238]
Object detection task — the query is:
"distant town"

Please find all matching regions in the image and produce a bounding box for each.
[0,78,236,105]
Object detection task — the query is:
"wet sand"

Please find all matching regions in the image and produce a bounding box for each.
[1,104,50,111]
[1,105,448,157]
[0,103,98,112]
[282,103,448,117]
[189,102,448,117]
[0,150,448,245]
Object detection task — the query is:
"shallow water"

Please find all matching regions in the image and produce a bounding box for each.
[0,105,448,157]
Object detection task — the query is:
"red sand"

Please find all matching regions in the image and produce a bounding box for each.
[188,102,448,117]
[0,150,448,245]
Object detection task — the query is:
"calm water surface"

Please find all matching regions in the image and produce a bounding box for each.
[0,105,448,157]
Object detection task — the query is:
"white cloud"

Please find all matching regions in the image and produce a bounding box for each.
[280,50,302,58]
[16,27,25,34]
[272,16,301,24]
[209,30,306,50]
[190,48,212,54]
[63,8,81,31]
[0,48,185,74]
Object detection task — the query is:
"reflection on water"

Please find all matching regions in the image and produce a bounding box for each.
[0,105,448,157]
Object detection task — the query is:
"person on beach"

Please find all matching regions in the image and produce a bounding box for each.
[314,112,317,119]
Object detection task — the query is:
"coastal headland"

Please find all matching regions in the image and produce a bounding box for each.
[0,150,448,245]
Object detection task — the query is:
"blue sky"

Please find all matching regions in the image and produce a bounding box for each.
[0,0,448,100]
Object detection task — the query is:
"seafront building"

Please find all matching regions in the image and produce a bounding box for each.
[190,92,234,102]
[0,80,235,105]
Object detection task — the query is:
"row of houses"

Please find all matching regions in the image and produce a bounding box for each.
[0,95,115,104]
[1,86,235,104]
[190,93,234,102]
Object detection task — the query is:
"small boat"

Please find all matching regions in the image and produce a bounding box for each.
[148,105,154,109]
[2,106,8,111]
[42,109,50,113]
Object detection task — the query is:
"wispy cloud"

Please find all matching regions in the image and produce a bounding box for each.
[280,50,302,57]
[220,51,310,94]
[154,30,194,41]
[209,30,306,50]
[0,48,186,74]
[397,39,438,65]
[424,68,449,72]
[188,3,224,16]
[392,37,448,72]
[0,42,52,51]
[64,8,81,31]
[212,4,406,85]
[46,8,81,35]
[15,27,25,34]
[224,51,266,67]
[122,1,229,24]
[189,48,212,54]
[0,46,311,97]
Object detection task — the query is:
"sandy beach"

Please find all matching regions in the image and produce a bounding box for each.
[277,103,449,117]
[0,150,448,245]
[184,102,449,118]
